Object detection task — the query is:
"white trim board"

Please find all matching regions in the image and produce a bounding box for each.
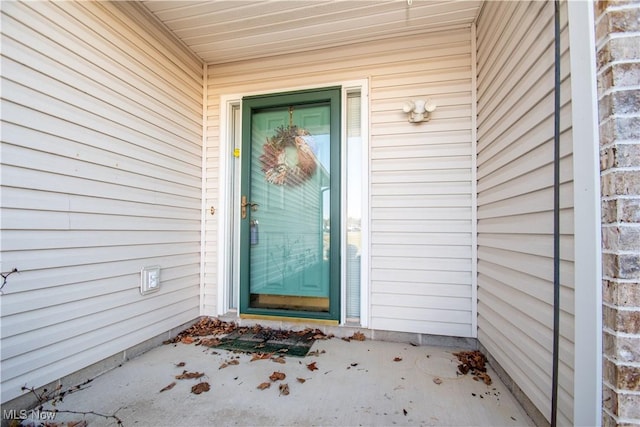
[567,1,603,425]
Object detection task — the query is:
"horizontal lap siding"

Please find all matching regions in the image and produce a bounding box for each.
[475,1,574,424]
[206,29,474,337]
[0,1,203,403]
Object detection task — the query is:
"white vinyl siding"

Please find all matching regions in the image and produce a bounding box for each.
[0,1,203,403]
[475,1,575,424]
[205,29,475,337]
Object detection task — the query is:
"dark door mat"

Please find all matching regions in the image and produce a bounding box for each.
[214,328,317,357]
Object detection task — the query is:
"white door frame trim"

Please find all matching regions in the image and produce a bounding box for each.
[216,79,370,326]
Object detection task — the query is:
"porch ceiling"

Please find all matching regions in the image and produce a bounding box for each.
[140,1,482,64]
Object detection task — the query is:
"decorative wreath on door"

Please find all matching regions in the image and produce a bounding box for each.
[259,125,317,186]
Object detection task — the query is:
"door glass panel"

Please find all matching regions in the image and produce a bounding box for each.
[346,92,361,318]
[248,104,331,312]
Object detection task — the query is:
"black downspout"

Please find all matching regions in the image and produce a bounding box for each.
[551,1,561,426]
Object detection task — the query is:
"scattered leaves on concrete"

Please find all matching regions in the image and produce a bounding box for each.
[279,383,290,396]
[257,382,271,390]
[306,349,326,357]
[269,371,286,382]
[433,377,443,385]
[272,356,286,364]
[165,318,238,344]
[306,362,318,371]
[167,317,333,346]
[454,351,492,385]
[175,370,204,380]
[191,382,210,394]
[159,382,176,392]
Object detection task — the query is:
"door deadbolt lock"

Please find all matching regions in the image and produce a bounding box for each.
[241,195,259,219]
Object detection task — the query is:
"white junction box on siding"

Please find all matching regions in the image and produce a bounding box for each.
[140,266,161,295]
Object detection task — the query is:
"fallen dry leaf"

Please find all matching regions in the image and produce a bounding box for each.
[433,377,443,385]
[175,370,204,380]
[351,332,366,341]
[279,383,290,396]
[175,362,186,367]
[159,382,176,392]
[180,336,194,344]
[191,382,210,394]
[219,359,240,369]
[269,371,286,381]
[393,357,403,362]
[257,382,271,390]
[296,377,306,383]
[476,372,492,386]
[251,352,273,362]
[307,328,332,340]
[200,338,221,347]
[272,356,286,364]
[306,362,318,371]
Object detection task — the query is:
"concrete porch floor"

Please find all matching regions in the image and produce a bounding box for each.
[36,335,535,427]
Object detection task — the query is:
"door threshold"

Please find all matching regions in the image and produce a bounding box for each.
[240,313,339,326]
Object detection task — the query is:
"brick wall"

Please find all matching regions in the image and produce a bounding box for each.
[596,1,640,425]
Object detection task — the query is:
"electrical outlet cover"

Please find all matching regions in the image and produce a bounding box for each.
[140,266,161,295]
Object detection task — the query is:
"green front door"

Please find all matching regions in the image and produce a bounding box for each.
[240,88,341,321]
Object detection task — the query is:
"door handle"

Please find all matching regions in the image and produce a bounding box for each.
[241,195,259,219]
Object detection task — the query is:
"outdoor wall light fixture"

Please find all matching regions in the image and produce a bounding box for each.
[402,99,436,123]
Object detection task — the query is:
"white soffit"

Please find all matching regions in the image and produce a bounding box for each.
[140,1,481,64]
